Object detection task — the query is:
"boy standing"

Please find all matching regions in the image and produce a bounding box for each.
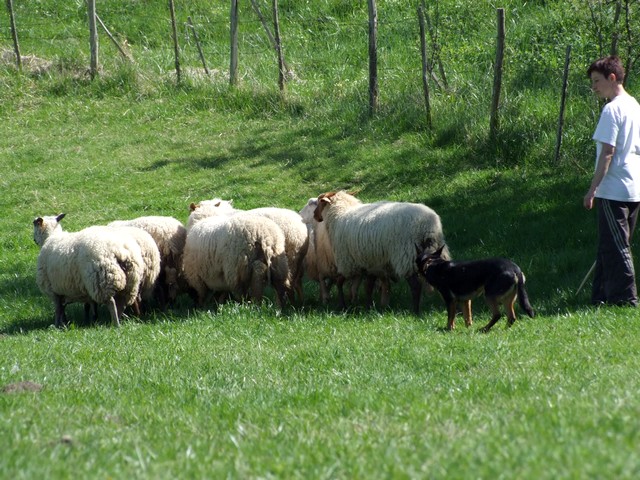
[584,55,640,306]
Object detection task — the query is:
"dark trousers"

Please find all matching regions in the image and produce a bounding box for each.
[592,198,640,306]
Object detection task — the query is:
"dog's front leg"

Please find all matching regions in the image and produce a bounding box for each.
[447,301,457,330]
[462,299,473,327]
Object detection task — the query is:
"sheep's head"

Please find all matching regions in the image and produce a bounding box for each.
[298,198,318,224]
[313,192,336,222]
[33,213,65,247]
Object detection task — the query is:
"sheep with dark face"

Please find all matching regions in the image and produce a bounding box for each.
[313,191,448,313]
[33,214,145,327]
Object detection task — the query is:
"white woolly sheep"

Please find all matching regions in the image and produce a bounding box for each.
[186,199,235,231]
[33,214,145,327]
[108,216,187,306]
[107,225,161,313]
[188,199,308,304]
[313,191,448,313]
[182,212,290,309]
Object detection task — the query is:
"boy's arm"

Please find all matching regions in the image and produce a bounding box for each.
[584,143,615,209]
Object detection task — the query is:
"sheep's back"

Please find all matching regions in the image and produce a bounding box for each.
[332,201,445,279]
[183,214,287,293]
[109,216,186,268]
[36,227,144,306]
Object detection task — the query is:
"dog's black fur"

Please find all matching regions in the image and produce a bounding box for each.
[416,245,534,332]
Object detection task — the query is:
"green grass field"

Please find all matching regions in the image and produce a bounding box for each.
[2,1,640,478]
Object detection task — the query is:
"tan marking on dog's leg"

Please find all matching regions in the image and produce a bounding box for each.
[504,290,517,327]
[447,302,457,330]
[462,299,473,327]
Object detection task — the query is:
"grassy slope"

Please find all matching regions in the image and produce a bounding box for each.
[2,0,640,478]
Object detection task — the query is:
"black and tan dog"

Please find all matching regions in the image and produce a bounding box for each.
[416,245,534,332]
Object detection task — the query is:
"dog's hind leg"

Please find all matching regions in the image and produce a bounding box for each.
[480,298,502,332]
[461,299,473,327]
[504,289,518,327]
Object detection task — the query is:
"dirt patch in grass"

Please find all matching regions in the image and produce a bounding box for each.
[2,381,43,394]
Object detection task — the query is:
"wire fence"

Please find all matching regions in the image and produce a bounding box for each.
[0,2,520,81]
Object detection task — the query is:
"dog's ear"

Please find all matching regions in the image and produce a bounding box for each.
[434,244,445,258]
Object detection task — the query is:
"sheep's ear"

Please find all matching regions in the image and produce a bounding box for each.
[33,217,44,227]
[319,194,333,205]
[189,202,198,212]
[56,213,66,222]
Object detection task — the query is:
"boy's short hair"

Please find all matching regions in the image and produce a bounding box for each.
[587,55,625,83]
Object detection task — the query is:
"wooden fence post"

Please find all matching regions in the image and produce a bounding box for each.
[169,0,181,83]
[230,0,239,86]
[417,4,432,128]
[6,0,21,70]
[272,0,284,92]
[554,45,571,164]
[88,0,98,79]
[367,0,378,115]
[489,8,505,142]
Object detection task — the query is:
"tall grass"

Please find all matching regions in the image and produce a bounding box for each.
[2,1,640,478]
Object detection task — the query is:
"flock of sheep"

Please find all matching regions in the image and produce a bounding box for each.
[32,191,448,327]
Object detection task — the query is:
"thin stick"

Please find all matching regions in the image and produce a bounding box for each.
[96,14,132,62]
[554,45,571,164]
[187,16,209,75]
[576,261,596,296]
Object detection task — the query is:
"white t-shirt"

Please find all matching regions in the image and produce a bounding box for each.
[593,92,640,202]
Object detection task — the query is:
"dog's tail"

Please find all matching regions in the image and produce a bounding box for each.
[516,271,535,318]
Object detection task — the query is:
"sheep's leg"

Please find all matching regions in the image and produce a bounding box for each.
[106,297,120,327]
[54,295,67,328]
[336,275,347,310]
[131,297,142,317]
[292,271,305,305]
[363,275,376,308]
[84,302,98,323]
[379,278,391,308]
[272,279,287,310]
[319,276,330,304]
[407,273,423,314]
